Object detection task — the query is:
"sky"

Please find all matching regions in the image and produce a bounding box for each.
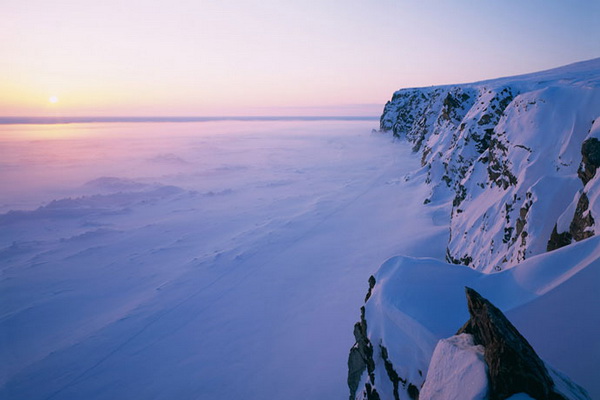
[1,0,599,117]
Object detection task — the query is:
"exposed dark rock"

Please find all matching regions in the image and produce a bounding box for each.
[502,226,514,244]
[487,146,518,190]
[570,192,595,241]
[440,92,463,123]
[348,345,366,399]
[452,184,467,207]
[364,275,376,302]
[474,128,495,154]
[348,305,376,400]
[547,192,594,251]
[380,345,402,400]
[365,383,381,400]
[547,136,598,252]
[407,383,420,400]
[349,277,419,400]
[457,287,567,400]
[515,200,531,241]
[578,138,600,185]
[445,248,473,266]
[379,345,419,400]
[547,224,573,251]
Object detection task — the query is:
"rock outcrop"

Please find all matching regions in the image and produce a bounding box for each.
[578,137,600,186]
[347,305,376,400]
[548,131,600,251]
[457,288,566,400]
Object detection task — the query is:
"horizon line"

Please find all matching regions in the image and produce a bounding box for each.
[0,115,380,125]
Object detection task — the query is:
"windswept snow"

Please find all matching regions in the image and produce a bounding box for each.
[0,121,448,400]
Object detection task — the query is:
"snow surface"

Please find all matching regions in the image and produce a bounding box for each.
[420,334,487,400]
[362,236,598,399]
[0,120,449,399]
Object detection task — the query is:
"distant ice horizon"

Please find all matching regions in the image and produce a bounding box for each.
[0,115,380,125]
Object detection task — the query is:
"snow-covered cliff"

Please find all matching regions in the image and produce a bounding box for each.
[381,58,600,272]
[349,58,600,400]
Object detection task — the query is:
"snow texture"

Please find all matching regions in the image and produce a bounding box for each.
[381,57,600,272]
[353,58,600,400]
[0,120,448,400]
[419,333,487,400]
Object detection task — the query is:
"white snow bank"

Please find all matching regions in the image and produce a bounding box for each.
[420,333,487,400]
[365,235,600,397]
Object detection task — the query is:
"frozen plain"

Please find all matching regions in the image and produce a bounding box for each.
[0,120,450,399]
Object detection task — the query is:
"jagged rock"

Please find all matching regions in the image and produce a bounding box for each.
[578,138,600,185]
[547,224,572,251]
[380,345,402,400]
[547,135,598,252]
[457,287,566,400]
[348,345,366,398]
[364,275,376,302]
[348,305,375,400]
[445,248,473,266]
[570,192,595,241]
[365,383,381,400]
[547,192,595,251]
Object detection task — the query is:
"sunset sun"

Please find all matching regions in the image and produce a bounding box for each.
[49,96,59,104]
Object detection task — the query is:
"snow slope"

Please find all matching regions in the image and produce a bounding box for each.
[350,58,600,400]
[381,57,600,272]
[354,237,598,399]
[0,121,449,400]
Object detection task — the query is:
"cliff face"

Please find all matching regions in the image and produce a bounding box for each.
[348,59,600,400]
[380,59,600,272]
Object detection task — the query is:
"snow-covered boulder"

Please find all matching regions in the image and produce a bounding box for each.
[419,333,487,400]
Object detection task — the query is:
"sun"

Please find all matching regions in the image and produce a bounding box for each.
[49,96,59,104]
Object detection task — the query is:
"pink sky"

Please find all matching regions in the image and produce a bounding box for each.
[2,0,599,116]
